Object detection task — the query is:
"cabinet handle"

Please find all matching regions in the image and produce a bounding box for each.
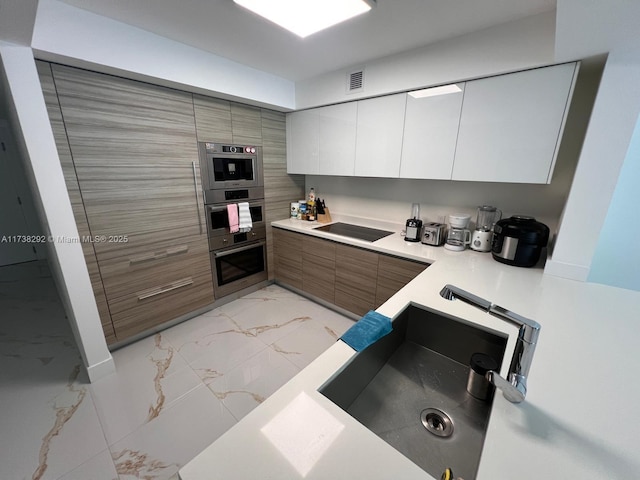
[129,245,189,265]
[137,277,194,301]
[192,161,203,235]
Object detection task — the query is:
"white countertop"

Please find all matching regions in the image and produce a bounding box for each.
[180,216,640,480]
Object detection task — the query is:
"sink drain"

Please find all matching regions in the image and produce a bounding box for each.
[420,408,454,437]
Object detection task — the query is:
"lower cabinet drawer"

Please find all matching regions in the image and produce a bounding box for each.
[109,271,214,340]
[101,235,214,341]
[376,254,428,307]
[98,236,211,302]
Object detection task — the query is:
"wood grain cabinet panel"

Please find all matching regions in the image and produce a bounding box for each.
[193,95,233,142]
[48,63,213,343]
[273,230,428,316]
[262,111,305,280]
[98,236,212,301]
[36,61,117,344]
[335,244,379,317]
[274,228,303,287]
[231,103,262,145]
[302,235,336,304]
[110,272,214,340]
[51,64,206,249]
[376,255,428,307]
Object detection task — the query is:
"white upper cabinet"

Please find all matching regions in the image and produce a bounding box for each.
[354,94,407,178]
[286,109,319,174]
[452,62,578,184]
[317,102,357,176]
[400,83,465,180]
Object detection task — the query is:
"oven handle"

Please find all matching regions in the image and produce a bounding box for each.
[206,201,264,214]
[213,240,266,258]
[192,161,203,235]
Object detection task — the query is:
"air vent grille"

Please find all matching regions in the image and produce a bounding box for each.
[347,69,365,93]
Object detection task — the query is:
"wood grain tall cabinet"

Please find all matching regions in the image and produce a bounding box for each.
[192,95,305,280]
[38,62,214,343]
[36,61,117,344]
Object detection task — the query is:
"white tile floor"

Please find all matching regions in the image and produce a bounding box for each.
[0,261,354,480]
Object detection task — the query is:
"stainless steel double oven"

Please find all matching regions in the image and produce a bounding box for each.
[198,142,267,298]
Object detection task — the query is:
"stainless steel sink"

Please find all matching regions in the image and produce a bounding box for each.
[319,304,507,480]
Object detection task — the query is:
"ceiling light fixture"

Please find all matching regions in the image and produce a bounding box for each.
[234,0,376,38]
[408,84,463,99]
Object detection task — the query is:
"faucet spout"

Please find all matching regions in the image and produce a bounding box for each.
[439,284,540,404]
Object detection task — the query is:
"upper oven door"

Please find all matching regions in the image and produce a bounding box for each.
[206,201,265,234]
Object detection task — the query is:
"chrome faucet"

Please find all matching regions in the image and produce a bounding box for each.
[439,284,541,403]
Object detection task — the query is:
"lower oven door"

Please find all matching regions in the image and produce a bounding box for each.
[211,240,267,298]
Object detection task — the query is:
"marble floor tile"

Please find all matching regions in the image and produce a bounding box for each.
[228,297,320,345]
[0,362,108,480]
[206,347,301,420]
[57,449,119,480]
[168,314,268,373]
[270,319,343,370]
[90,333,203,445]
[109,385,236,480]
[0,262,354,480]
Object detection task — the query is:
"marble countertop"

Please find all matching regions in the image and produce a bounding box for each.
[180,216,640,480]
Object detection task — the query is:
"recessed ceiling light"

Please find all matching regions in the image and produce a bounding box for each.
[408,84,463,99]
[234,0,376,38]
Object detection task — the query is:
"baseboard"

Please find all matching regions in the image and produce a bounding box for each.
[86,355,116,382]
[543,259,590,282]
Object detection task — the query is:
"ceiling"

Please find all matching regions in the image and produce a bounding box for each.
[57,0,556,82]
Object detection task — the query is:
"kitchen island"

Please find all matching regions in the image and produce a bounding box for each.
[180,216,640,479]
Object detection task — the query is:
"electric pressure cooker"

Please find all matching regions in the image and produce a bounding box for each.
[491,216,549,267]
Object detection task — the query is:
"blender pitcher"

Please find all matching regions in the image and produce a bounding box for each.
[471,205,502,252]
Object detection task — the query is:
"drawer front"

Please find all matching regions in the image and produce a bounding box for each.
[274,229,303,262]
[335,244,378,307]
[376,254,428,307]
[303,235,336,261]
[110,272,214,340]
[303,254,335,304]
[275,256,303,287]
[99,236,211,304]
[335,290,374,317]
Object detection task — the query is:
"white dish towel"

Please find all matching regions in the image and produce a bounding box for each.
[238,202,252,233]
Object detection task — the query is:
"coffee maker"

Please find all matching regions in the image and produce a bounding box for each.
[444,214,472,251]
[471,205,502,252]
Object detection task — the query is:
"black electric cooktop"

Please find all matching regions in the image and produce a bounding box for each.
[313,222,394,242]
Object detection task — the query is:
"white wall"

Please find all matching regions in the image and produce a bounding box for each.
[0,0,38,46]
[0,43,114,381]
[31,0,295,111]
[296,11,557,109]
[544,0,640,281]
[588,113,640,291]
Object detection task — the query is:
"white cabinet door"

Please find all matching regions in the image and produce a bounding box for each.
[318,102,357,176]
[354,94,407,178]
[400,84,465,180]
[452,62,578,184]
[286,109,319,174]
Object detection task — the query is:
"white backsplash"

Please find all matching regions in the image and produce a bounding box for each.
[305,175,568,234]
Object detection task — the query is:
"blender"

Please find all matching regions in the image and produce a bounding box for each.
[404,203,422,242]
[471,205,502,252]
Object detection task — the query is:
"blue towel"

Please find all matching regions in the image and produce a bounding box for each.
[341,310,392,352]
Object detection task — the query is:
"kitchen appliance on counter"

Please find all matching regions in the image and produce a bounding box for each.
[444,214,471,251]
[492,216,549,267]
[421,222,446,246]
[470,205,502,252]
[404,203,423,242]
[198,142,267,297]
